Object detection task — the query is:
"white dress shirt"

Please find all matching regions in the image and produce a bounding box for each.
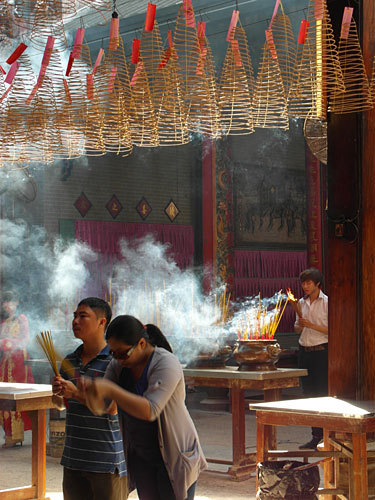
[294,290,328,347]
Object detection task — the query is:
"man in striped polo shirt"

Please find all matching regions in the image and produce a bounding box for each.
[52,297,127,500]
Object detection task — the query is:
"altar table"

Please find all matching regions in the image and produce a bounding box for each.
[250,396,375,500]
[0,382,54,500]
[183,366,307,480]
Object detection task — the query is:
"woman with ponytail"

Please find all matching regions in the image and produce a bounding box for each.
[81,315,206,500]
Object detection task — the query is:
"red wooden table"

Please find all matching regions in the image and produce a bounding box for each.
[0,382,54,500]
[183,366,307,480]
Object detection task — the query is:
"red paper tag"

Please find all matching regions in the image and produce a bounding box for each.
[72,28,85,58]
[297,19,309,44]
[132,39,140,64]
[92,48,104,74]
[197,21,206,38]
[226,10,239,41]
[183,0,195,28]
[130,61,143,86]
[265,29,277,59]
[0,65,6,75]
[108,66,117,92]
[314,0,324,20]
[66,53,74,76]
[144,3,156,31]
[63,78,72,104]
[5,61,19,84]
[231,39,242,67]
[168,30,174,49]
[158,47,171,70]
[6,43,27,65]
[109,17,119,50]
[86,74,94,100]
[268,0,281,29]
[340,6,353,39]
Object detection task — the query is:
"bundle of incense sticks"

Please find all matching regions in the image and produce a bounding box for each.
[286,288,302,318]
[36,330,59,376]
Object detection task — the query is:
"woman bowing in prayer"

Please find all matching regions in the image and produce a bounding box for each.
[81,315,207,500]
[0,291,34,447]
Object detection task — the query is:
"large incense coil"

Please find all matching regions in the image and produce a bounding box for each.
[218,25,254,135]
[140,21,168,113]
[25,76,63,163]
[288,0,344,120]
[269,12,297,96]
[0,53,36,163]
[0,0,14,42]
[156,51,190,146]
[370,56,375,105]
[252,40,289,130]
[29,0,69,52]
[186,36,221,138]
[329,16,372,114]
[287,39,318,118]
[128,61,159,147]
[173,3,200,102]
[94,64,133,156]
[83,89,106,156]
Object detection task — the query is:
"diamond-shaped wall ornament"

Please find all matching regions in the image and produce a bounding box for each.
[136,197,152,220]
[106,195,123,219]
[74,192,92,217]
[164,199,180,222]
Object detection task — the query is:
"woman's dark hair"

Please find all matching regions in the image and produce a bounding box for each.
[78,297,112,328]
[106,315,173,352]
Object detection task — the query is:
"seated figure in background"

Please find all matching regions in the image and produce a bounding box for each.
[0,290,34,448]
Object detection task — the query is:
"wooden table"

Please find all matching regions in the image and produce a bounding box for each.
[183,366,307,480]
[251,396,375,500]
[0,382,54,500]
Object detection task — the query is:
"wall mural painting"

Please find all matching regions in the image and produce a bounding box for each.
[234,163,306,248]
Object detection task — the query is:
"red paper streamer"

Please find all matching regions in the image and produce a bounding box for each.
[6,43,27,65]
[268,0,281,30]
[66,53,74,76]
[340,6,353,39]
[265,29,278,59]
[144,3,156,31]
[63,78,72,104]
[92,48,104,74]
[197,21,206,38]
[132,39,140,64]
[130,61,143,86]
[297,19,309,44]
[86,74,94,100]
[158,47,171,70]
[72,28,85,59]
[109,17,119,50]
[226,10,239,41]
[231,39,242,67]
[183,0,195,28]
[168,29,174,49]
[5,61,19,84]
[108,66,117,92]
[0,65,6,75]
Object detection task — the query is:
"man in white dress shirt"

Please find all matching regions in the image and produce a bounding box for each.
[294,267,328,450]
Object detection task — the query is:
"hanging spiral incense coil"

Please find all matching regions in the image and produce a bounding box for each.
[0,0,14,42]
[370,56,375,106]
[186,31,221,138]
[173,3,200,104]
[218,25,254,135]
[329,15,372,114]
[140,21,168,114]
[252,39,289,130]
[30,1,68,52]
[269,12,297,96]
[128,60,159,147]
[156,50,190,146]
[288,0,344,120]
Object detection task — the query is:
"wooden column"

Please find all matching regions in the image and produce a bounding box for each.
[361,0,375,400]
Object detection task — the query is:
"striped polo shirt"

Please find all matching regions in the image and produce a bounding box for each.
[60,344,126,477]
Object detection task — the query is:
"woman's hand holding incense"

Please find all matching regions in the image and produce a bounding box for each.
[79,377,115,416]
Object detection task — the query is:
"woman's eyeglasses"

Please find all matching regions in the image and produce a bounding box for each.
[111,343,137,360]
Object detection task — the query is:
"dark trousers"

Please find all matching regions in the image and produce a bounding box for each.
[63,467,128,500]
[298,345,328,440]
[131,451,196,500]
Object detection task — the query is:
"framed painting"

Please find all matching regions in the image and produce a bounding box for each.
[234,162,307,249]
